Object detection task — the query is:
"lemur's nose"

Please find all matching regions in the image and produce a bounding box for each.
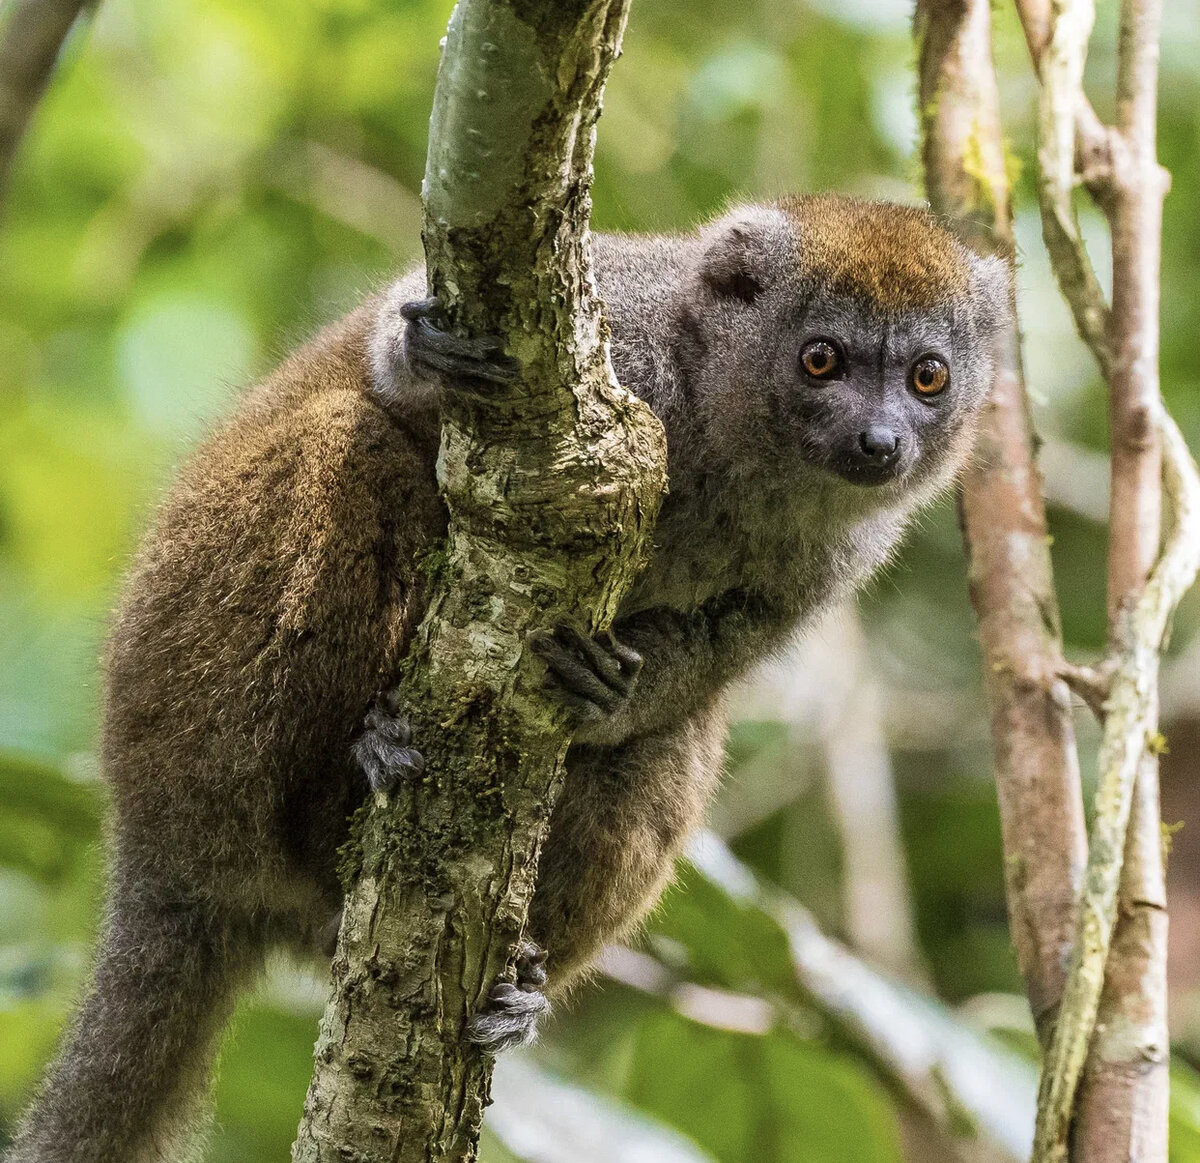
[857,426,900,466]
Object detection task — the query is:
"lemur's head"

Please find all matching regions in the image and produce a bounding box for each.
[677,195,1011,502]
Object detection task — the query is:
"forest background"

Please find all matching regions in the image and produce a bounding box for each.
[1,0,1199,1160]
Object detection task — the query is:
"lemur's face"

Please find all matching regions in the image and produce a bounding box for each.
[778,297,963,489]
[684,196,1011,503]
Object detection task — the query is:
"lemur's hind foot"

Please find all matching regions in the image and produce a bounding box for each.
[466,941,550,1054]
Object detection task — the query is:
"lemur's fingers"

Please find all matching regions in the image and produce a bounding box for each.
[530,625,643,718]
[513,940,548,989]
[600,630,644,679]
[353,701,424,793]
[532,632,625,715]
[401,298,520,386]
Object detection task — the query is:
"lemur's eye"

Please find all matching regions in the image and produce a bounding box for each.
[911,356,950,397]
[801,339,842,380]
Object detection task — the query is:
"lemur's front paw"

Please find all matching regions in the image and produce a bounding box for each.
[401,298,521,388]
[530,625,643,724]
[353,691,425,793]
[467,941,550,1054]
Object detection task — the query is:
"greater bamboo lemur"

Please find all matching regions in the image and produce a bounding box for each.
[9,195,1010,1162]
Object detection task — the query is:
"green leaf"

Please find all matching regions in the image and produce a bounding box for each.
[623,1011,905,1163]
[1170,1057,1200,1163]
[0,754,102,882]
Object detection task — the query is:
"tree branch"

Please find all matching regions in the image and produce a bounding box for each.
[0,0,91,201]
[1033,414,1200,1161]
[1016,0,1185,1156]
[291,3,666,1160]
[1020,0,1114,373]
[1011,0,1111,175]
[915,0,1088,1036]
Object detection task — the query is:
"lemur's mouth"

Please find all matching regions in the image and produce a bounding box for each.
[828,457,908,488]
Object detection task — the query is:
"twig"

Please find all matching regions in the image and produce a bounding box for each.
[1056,659,1113,718]
[1032,414,1200,1161]
[0,0,92,201]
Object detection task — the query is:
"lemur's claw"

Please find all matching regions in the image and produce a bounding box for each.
[466,941,550,1054]
[530,625,643,723]
[401,298,520,387]
[354,695,424,793]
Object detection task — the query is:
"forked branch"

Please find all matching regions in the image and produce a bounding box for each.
[1017,0,1188,1158]
[1032,415,1200,1161]
[1019,0,1113,373]
[915,0,1088,1038]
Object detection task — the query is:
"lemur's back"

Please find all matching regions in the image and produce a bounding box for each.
[101,303,446,930]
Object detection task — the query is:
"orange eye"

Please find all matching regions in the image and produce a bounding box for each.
[801,340,841,380]
[911,357,949,396]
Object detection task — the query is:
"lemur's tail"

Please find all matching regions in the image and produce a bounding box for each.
[8,888,255,1163]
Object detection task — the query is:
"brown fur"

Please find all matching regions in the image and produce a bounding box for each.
[10,196,1009,1162]
[778,194,970,310]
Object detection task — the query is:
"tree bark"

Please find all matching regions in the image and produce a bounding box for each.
[923,0,1198,1159]
[1008,0,1189,1157]
[291,3,666,1161]
[915,0,1088,1038]
[0,0,92,201]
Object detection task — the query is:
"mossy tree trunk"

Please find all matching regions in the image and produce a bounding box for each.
[291,2,666,1161]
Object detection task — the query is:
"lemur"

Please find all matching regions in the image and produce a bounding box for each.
[9,194,1010,1162]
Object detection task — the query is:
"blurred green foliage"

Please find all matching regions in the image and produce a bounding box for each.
[2,0,1199,1159]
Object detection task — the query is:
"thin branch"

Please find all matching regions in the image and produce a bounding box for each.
[1032,414,1200,1161]
[1020,0,1178,1156]
[915,0,1088,1035]
[1056,658,1113,718]
[1012,0,1114,192]
[1024,0,1114,373]
[0,0,91,200]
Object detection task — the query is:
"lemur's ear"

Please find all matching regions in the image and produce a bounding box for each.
[968,250,1015,335]
[697,206,789,305]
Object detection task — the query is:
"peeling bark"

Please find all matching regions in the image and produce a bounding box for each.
[291,3,666,1160]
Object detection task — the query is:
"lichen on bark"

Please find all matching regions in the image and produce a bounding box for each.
[291,3,666,1161]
